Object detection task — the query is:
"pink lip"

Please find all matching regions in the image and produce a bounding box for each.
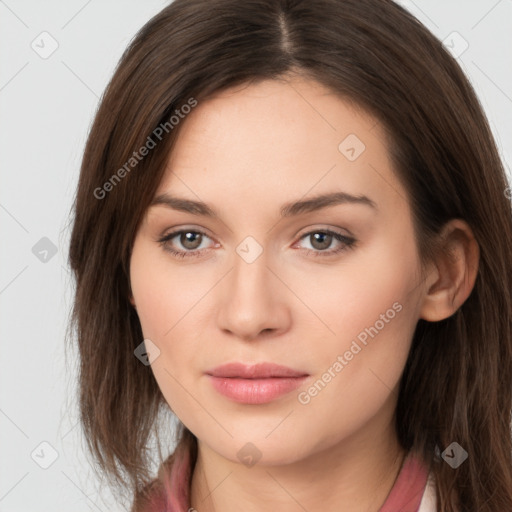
[206,362,309,404]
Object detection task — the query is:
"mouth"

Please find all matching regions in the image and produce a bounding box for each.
[205,362,310,404]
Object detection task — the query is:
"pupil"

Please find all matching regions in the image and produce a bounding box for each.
[183,232,201,249]
[312,233,331,250]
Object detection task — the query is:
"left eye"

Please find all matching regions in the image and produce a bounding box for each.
[157,229,356,259]
[296,230,356,256]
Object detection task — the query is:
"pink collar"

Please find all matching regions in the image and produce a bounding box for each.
[135,445,429,512]
[378,451,430,511]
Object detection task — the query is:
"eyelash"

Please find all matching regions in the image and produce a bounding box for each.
[157,228,356,259]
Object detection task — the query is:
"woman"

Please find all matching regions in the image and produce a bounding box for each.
[67,0,512,510]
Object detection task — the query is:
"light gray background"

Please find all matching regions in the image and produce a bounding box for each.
[1,0,511,510]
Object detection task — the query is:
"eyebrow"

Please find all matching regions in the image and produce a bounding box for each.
[149,191,377,218]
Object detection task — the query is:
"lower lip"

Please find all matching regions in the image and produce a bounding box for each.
[207,375,308,404]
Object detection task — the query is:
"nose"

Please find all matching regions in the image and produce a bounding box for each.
[215,248,290,342]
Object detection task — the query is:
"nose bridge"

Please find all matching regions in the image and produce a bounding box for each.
[217,239,285,339]
[231,244,269,298]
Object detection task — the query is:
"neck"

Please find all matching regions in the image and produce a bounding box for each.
[189,420,406,512]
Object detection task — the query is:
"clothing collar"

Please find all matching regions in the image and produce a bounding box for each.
[134,443,432,512]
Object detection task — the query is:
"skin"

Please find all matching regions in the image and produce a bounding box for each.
[129,75,479,512]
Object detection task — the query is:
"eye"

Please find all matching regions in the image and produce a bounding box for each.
[294,229,356,257]
[157,228,356,259]
[157,229,215,258]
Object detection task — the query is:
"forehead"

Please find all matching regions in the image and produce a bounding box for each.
[155,77,407,219]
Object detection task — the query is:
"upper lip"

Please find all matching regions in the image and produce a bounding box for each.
[206,362,309,379]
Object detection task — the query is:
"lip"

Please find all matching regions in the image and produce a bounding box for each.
[207,362,308,379]
[206,362,309,404]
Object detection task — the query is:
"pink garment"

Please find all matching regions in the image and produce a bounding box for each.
[378,452,430,512]
[134,445,429,512]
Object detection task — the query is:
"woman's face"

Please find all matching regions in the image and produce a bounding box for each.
[129,76,428,465]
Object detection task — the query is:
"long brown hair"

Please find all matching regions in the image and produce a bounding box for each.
[67,0,512,510]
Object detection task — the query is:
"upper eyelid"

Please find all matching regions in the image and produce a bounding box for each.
[159,228,215,244]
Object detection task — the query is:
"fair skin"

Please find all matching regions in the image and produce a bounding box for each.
[129,76,479,512]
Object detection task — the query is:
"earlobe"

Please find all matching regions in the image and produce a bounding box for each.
[128,277,137,309]
[128,289,137,309]
[419,219,479,322]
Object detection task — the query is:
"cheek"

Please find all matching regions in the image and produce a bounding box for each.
[130,241,212,399]
[130,242,196,417]
[130,240,204,339]
[292,273,418,447]
[298,226,421,394]
[296,236,420,352]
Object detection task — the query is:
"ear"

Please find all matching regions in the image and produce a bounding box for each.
[419,219,479,322]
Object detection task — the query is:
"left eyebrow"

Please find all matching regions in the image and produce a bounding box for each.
[149,191,377,218]
[280,191,377,217]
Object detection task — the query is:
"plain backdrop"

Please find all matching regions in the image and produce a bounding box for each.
[1,0,511,510]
